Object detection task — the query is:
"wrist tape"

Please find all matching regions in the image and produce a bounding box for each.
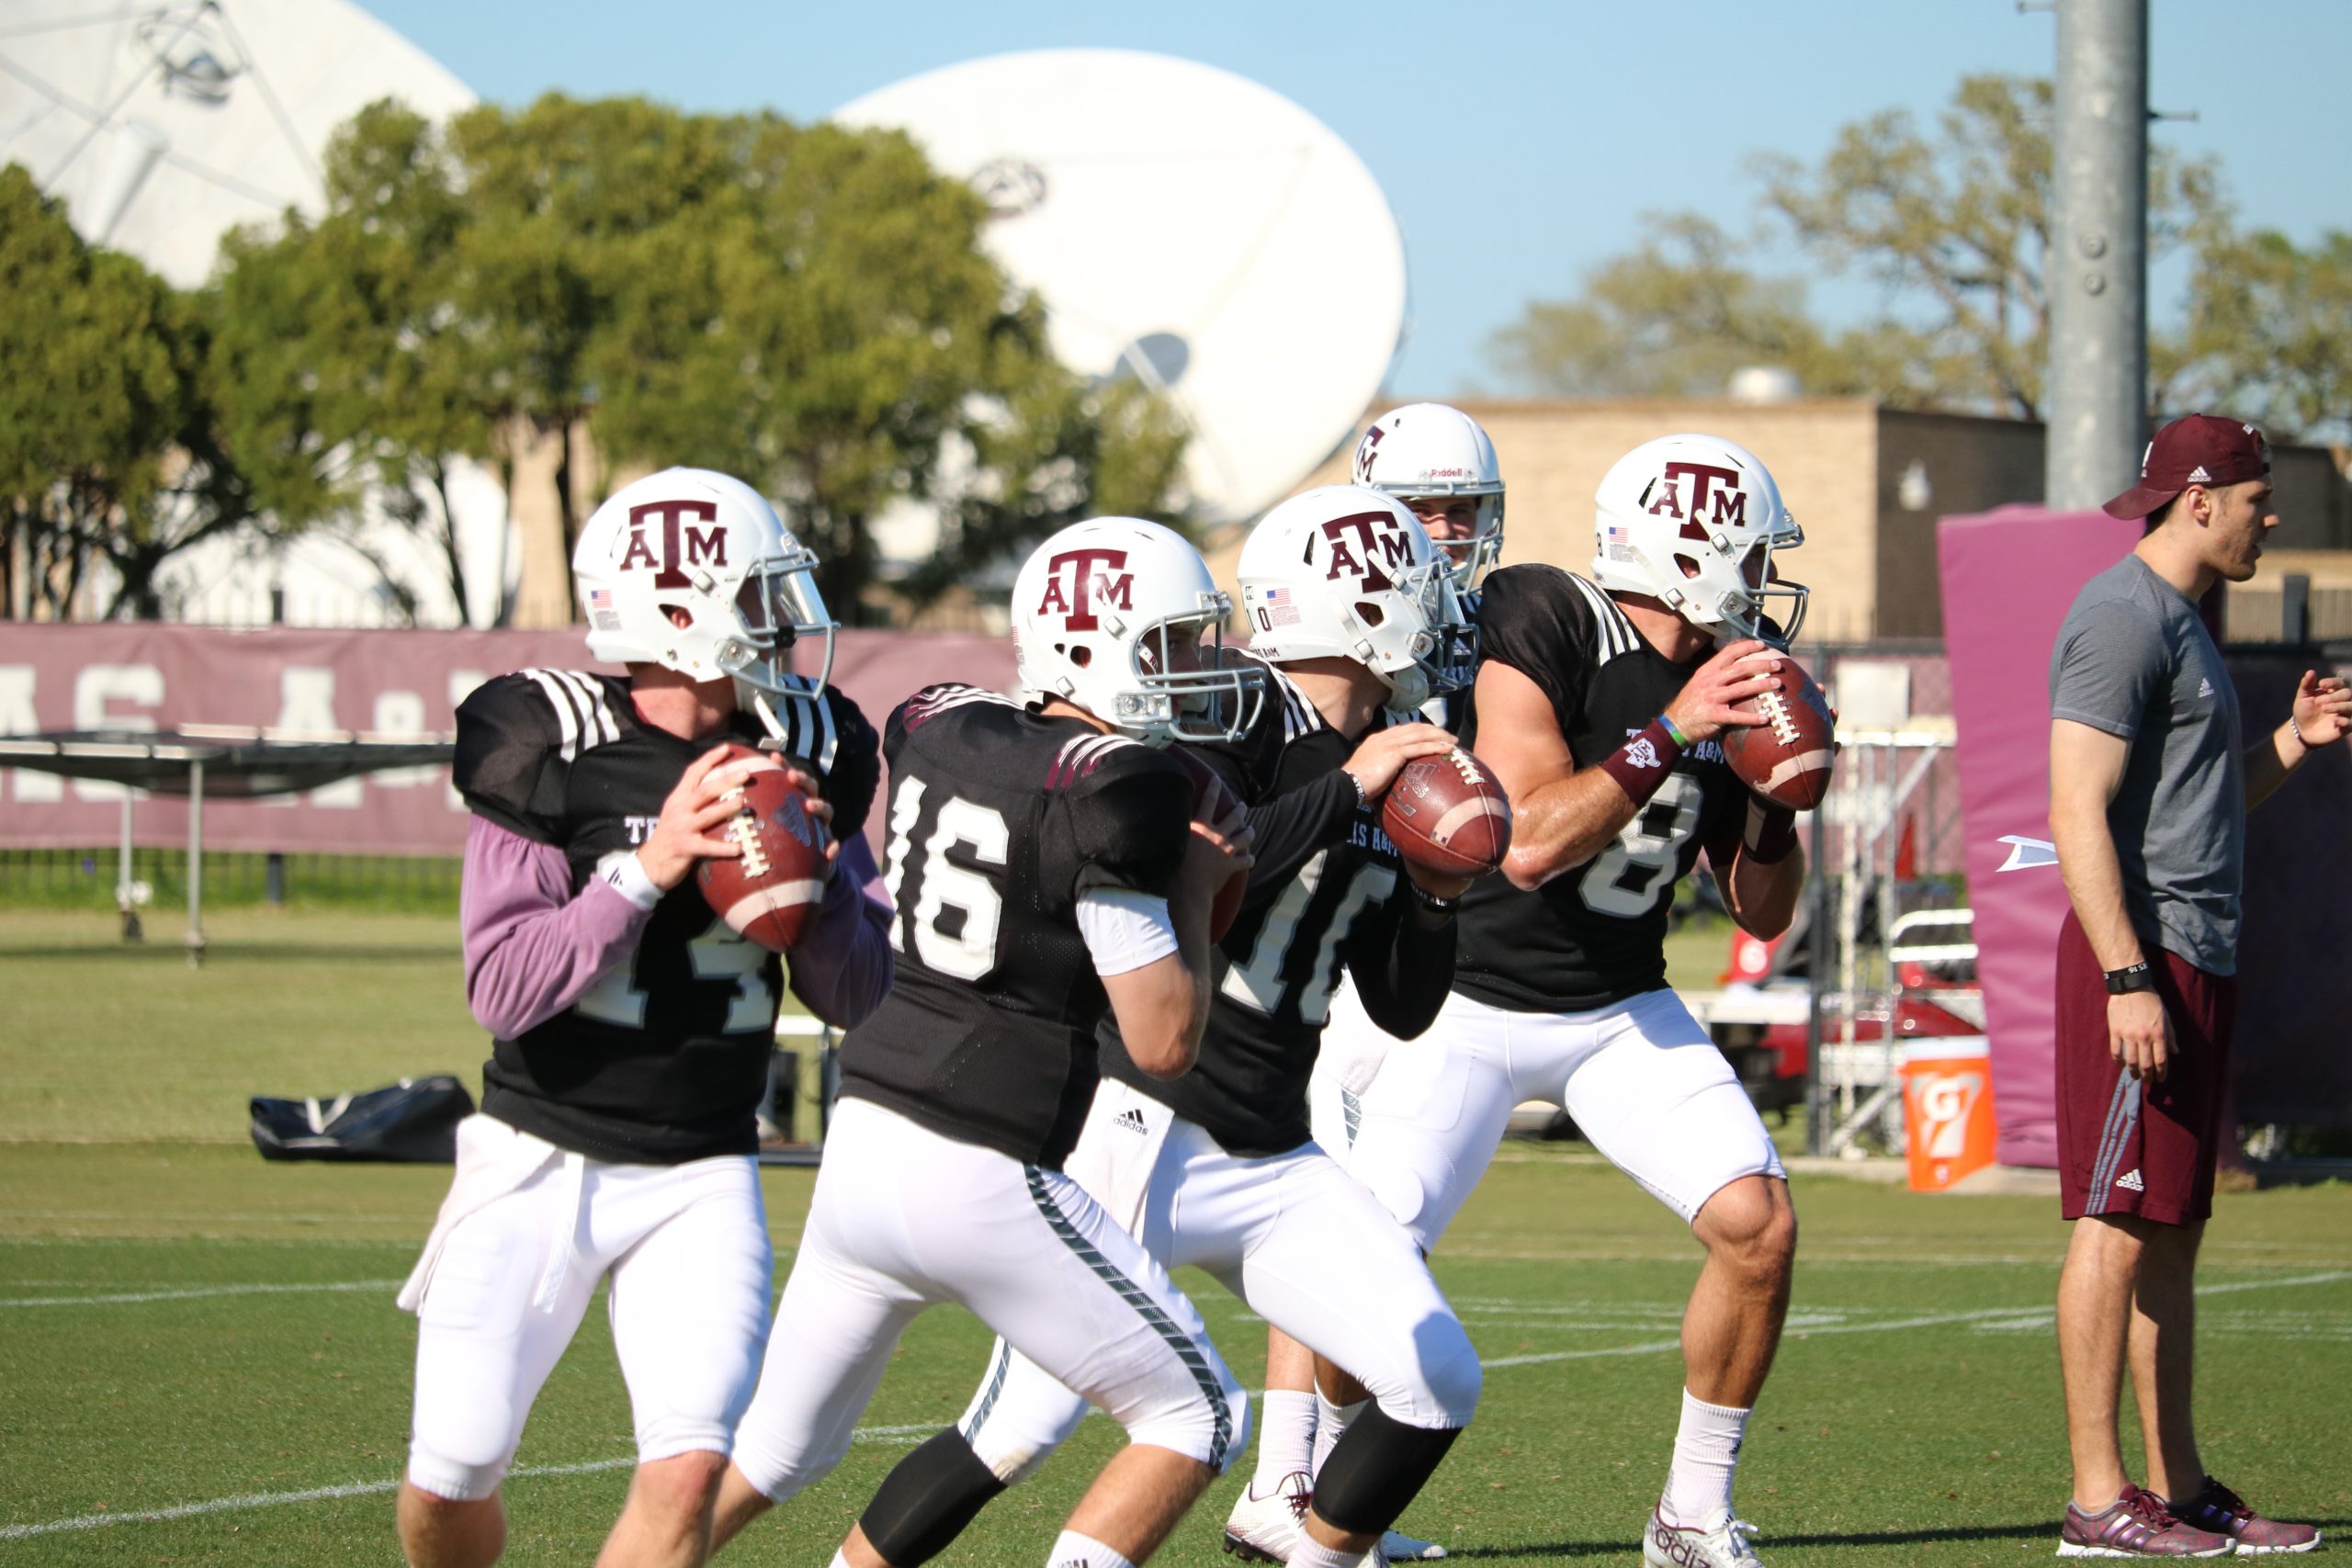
[1595,717,1684,808]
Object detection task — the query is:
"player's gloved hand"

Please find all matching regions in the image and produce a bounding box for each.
[2109,988,2174,1083]
[768,762,843,873]
[1340,722,1459,801]
[1176,793,1255,920]
[1664,639,1784,743]
[636,744,754,892]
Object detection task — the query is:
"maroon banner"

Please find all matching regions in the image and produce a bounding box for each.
[1939,508,2352,1158]
[0,626,1015,856]
[1939,506,2143,1168]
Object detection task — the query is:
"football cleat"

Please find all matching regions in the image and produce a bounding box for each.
[1222,1470,1311,1564]
[2165,1478,2322,1555]
[1645,1504,1766,1568]
[2059,1484,2233,1557]
[1381,1527,1447,1561]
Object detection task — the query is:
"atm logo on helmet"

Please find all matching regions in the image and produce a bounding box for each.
[616,500,727,590]
[1321,511,1409,591]
[1645,461,1747,541]
[1037,547,1134,630]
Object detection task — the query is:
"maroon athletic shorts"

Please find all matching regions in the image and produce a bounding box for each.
[2055,909,2235,1226]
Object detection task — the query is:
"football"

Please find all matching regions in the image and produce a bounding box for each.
[696,747,831,952]
[1168,747,1247,942]
[1382,748,1513,880]
[1719,656,1838,810]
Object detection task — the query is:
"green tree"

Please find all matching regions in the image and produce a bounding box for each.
[2181,228,2352,453]
[210,102,487,624]
[1488,75,2229,421]
[0,164,254,620]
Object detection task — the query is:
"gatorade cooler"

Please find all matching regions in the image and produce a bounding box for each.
[1899,1038,1997,1191]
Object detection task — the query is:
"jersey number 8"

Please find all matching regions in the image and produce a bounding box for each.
[1577,771,1703,919]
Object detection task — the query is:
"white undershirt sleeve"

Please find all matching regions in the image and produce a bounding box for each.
[1075,887,1181,977]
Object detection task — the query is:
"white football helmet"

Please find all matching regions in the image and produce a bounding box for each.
[1012,517,1263,747]
[1588,434,1807,646]
[572,468,838,716]
[1351,402,1506,588]
[1237,485,1476,712]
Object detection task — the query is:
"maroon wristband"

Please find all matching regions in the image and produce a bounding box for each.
[1741,797,1800,864]
[1595,718,1684,807]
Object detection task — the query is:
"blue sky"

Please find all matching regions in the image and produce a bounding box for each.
[365,0,2349,400]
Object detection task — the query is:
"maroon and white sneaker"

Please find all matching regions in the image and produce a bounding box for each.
[2167,1479,2323,1555]
[1645,1504,1765,1568]
[1223,1470,1310,1563]
[2061,1484,2233,1557]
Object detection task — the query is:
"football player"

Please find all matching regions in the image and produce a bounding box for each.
[831,486,1487,1568]
[395,468,893,1568]
[1231,404,1506,1563]
[709,518,1262,1568]
[1336,434,1814,1568]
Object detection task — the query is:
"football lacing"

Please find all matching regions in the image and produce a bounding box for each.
[728,795,772,877]
[1758,690,1800,746]
[1447,749,1483,785]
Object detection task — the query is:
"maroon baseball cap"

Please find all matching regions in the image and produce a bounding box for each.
[2102,413,2271,519]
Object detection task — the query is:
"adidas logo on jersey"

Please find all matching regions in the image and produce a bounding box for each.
[1114,1108,1149,1134]
[2197,677,2214,698]
[2116,1168,2145,1192]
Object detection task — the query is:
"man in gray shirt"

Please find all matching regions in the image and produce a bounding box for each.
[2046,414,2347,1557]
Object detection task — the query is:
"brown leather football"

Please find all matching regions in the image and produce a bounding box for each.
[696,749,830,952]
[1719,657,1838,810]
[1382,748,1513,880]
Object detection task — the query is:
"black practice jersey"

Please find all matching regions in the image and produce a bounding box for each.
[453,669,878,1164]
[1453,566,1746,1013]
[837,685,1196,1168]
[1101,665,1457,1157]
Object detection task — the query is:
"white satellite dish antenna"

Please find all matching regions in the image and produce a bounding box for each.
[836,50,1407,525]
[0,0,476,288]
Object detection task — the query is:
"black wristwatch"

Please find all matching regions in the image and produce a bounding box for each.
[2105,961,2156,996]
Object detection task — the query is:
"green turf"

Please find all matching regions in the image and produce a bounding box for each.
[2,915,2346,1566]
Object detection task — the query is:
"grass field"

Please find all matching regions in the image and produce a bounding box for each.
[3,913,2346,1566]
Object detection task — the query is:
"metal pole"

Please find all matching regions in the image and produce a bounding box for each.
[117,791,141,942]
[2045,0,2150,510]
[186,759,207,968]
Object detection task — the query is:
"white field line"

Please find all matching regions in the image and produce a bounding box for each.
[2,1271,2345,1543]
[0,1427,935,1542]
[0,1280,405,1308]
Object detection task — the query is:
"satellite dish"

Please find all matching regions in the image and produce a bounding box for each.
[837,50,1407,525]
[0,0,476,288]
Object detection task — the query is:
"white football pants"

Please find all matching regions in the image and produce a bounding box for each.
[955,1077,1481,1487]
[729,1097,1247,1502]
[1315,985,1786,1246]
[403,1116,772,1501]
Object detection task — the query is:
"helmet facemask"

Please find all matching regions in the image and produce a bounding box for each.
[1102,595,1266,745]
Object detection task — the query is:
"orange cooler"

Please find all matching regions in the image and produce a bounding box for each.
[1899,1038,1997,1191]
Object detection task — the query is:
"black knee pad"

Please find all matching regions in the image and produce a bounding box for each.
[1310,1405,1463,1537]
[856,1427,1008,1567]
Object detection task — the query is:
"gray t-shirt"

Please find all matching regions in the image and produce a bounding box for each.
[2048,554,2244,975]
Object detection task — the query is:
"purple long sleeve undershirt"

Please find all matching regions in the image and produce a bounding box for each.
[461,816,895,1039]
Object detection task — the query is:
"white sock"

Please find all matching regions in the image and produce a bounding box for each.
[1663,1387,1751,1526]
[1284,1529,1360,1568]
[1309,1390,1366,1480]
[829,1551,853,1568]
[1254,1388,1318,1488]
[1046,1530,1135,1568]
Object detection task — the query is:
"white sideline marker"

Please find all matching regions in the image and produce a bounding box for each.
[0,1280,405,1309]
[3,1272,2344,1542]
